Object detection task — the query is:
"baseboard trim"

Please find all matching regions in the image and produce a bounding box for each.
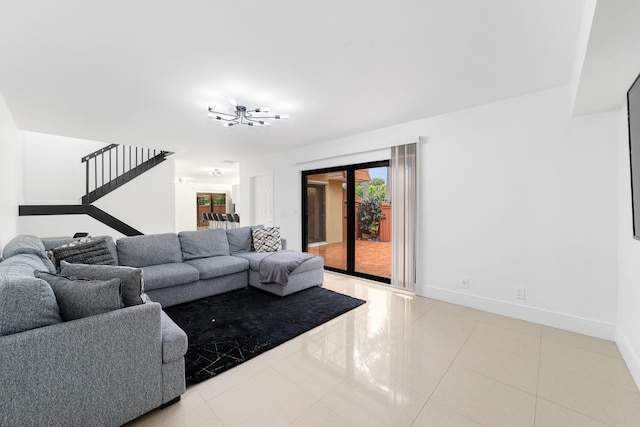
[420,286,617,341]
[616,330,640,390]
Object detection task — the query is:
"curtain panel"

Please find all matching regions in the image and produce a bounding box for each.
[390,143,418,290]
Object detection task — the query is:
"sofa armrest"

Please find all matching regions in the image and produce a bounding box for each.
[0,303,164,427]
[160,310,188,363]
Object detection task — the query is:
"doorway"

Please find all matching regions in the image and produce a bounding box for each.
[307,184,326,244]
[302,161,391,283]
[196,192,226,229]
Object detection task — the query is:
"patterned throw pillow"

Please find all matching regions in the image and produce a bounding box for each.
[49,237,116,271]
[251,227,282,253]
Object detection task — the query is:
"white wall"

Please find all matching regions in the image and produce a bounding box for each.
[19,131,175,236]
[0,91,20,250]
[240,85,619,339]
[94,159,175,235]
[616,103,640,388]
[419,87,618,339]
[18,215,127,240]
[22,131,104,204]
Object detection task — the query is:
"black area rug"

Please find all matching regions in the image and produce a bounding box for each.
[163,286,366,384]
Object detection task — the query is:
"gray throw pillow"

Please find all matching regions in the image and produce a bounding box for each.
[226,226,254,253]
[0,276,62,336]
[34,271,123,321]
[50,237,116,270]
[60,261,146,307]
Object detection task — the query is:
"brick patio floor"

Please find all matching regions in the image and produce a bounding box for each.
[307,240,391,279]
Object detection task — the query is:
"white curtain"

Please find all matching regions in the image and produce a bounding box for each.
[390,143,418,291]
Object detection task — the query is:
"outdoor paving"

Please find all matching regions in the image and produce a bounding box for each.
[307,240,391,279]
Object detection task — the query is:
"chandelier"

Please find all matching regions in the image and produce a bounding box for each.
[207,99,288,127]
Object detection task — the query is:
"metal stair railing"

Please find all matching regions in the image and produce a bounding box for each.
[81,144,173,204]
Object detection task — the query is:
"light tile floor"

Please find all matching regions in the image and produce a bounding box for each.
[125,273,640,427]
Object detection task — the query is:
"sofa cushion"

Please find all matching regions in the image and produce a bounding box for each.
[0,276,62,336]
[231,251,273,271]
[117,233,182,267]
[141,263,200,291]
[2,235,56,273]
[178,229,230,260]
[185,256,249,280]
[34,271,123,321]
[0,254,51,278]
[226,226,255,254]
[60,261,147,307]
[252,227,283,253]
[50,237,116,270]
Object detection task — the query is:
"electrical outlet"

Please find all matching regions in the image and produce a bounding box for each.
[516,287,526,300]
[461,277,469,289]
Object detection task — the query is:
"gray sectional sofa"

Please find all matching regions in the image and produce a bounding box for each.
[0,225,323,427]
[119,226,324,306]
[0,235,188,427]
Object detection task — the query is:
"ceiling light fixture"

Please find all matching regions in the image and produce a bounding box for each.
[208,99,288,127]
[208,169,224,176]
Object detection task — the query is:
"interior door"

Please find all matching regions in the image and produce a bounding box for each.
[251,174,274,227]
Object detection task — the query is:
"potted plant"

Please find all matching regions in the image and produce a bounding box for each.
[358,195,382,240]
[368,223,379,240]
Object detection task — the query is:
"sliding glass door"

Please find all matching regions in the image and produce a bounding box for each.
[302,161,391,283]
[303,170,348,271]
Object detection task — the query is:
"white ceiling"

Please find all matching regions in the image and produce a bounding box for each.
[0,0,627,185]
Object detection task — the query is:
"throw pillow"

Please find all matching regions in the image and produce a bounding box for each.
[226,226,256,253]
[60,261,147,307]
[34,271,123,321]
[251,227,282,253]
[50,237,116,270]
[0,276,62,336]
[249,225,265,251]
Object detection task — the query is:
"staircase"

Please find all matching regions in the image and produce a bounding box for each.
[19,144,173,236]
[82,144,173,205]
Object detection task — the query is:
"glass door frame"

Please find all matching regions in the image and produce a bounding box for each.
[302,160,390,284]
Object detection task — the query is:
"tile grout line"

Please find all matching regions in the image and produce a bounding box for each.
[533,326,543,427]
[409,312,484,427]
